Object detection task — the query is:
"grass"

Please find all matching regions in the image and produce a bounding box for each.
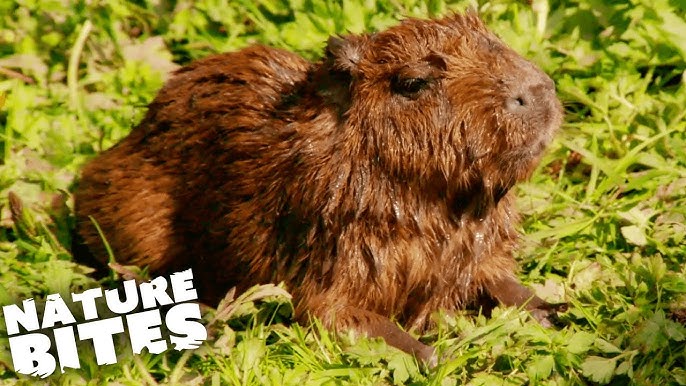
[1,0,685,384]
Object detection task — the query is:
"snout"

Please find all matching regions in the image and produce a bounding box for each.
[503,61,563,137]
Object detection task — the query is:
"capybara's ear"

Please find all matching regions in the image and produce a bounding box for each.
[325,35,365,74]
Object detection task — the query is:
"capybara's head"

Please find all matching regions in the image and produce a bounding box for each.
[319,11,563,202]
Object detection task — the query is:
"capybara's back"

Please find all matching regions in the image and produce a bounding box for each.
[75,12,564,364]
[75,45,312,300]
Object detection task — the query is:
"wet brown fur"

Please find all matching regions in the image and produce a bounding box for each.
[74,12,564,364]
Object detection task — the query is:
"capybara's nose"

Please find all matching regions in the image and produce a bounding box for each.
[504,61,561,130]
[504,64,556,114]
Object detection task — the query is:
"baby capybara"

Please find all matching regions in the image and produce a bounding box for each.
[74,11,563,364]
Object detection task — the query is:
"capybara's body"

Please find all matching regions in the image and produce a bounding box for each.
[74,12,563,363]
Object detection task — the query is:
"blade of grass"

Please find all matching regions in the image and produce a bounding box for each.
[67,20,93,126]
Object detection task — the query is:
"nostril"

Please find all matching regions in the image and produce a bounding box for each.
[504,77,555,113]
[506,95,528,111]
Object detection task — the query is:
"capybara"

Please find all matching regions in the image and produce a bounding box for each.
[74,11,564,365]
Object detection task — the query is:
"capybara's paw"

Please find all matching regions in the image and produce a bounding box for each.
[530,302,568,327]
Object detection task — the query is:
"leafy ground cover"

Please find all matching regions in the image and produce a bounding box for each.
[1,0,685,384]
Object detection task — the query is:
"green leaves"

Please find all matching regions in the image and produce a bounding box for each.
[633,310,686,353]
[581,356,616,384]
[526,354,555,381]
[566,331,595,355]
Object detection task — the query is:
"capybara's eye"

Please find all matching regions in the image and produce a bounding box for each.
[391,75,431,98]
